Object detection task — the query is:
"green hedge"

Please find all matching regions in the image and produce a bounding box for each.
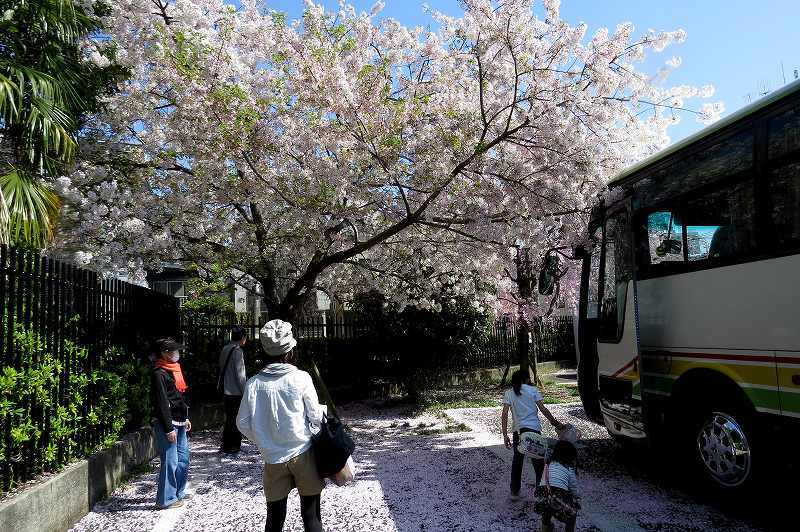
[0,319,151,492]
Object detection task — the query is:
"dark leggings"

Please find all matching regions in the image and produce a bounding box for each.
[511,429,545,493]
[265,494,322,532]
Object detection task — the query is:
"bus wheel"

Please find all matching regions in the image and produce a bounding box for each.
[694,410,753,488]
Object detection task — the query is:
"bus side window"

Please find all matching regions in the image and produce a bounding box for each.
[644,211,684,265]
[768,106,800,159]
[586,228,602,320]
[599,211,632,341]
[769,162,800,247]
[768,106,800,249]
[683,181,756,261]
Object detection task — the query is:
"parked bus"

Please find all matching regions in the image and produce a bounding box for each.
[567,78,800,490]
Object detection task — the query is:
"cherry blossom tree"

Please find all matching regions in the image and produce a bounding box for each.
[55,0,721,321]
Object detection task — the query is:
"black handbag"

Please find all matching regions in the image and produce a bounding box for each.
[311,414,355,478]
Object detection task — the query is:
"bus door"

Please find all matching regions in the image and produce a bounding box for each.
[595,206,645,439]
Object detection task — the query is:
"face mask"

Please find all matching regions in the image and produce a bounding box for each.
[167,351,180,363]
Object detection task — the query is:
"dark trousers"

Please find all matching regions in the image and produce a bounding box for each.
[511,428,545,494]
[222,394,243,453]
[266,495,322,532]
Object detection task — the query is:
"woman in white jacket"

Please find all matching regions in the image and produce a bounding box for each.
[237,320,327,532]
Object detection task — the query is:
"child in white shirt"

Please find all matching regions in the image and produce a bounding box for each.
[501,370,565,499]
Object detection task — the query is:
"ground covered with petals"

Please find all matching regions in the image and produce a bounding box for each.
[70,401,763,532]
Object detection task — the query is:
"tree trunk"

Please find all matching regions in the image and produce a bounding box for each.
[257,275,339,418]
[517,319,530,378]
[515,247,541,386]
[530,317,543,386]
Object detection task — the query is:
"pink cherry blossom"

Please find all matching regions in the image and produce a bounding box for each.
[56,0,721,317]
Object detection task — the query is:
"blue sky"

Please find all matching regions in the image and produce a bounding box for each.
[229,0,799,144]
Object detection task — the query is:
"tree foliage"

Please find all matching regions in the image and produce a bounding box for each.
[0,0,126,246]
[56,0,720,318]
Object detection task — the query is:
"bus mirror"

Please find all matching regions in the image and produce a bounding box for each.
[538,254,559,296]
[656,239,681,257]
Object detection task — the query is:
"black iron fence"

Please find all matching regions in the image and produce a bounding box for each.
[179,312,574,397]
[0,239,576,495]
[531,315,577,364]
[0,245,179,493]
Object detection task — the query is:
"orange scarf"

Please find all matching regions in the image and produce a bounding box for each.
[155,359,188,393]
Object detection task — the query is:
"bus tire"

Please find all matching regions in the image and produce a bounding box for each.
[683,397,760,492]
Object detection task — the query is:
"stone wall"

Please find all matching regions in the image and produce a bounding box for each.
[0,403,223,532]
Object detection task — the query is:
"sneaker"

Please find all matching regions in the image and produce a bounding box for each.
[157,500,185,510]
[509,491,522,501]
[180,493,193,501]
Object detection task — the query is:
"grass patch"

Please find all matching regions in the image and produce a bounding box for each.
[414,421,471,436]
[418,397,499,414]
[411,415,472,436]
[387,416,471,436]
[411,381,502,417]
[538,375,581,404]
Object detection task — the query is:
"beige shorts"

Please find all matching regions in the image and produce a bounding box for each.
[263,448,325,502]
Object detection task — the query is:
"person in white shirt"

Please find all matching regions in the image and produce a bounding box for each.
[236,320,327,532]
[501,370,565,499]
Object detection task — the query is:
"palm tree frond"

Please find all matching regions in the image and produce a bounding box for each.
[18,0,96,42]
[1,168,61,248]
[0,72,21,122]
[26,95,77,164]
[0,187,9,245]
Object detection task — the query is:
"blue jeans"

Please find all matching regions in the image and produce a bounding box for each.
[153,423,190,507]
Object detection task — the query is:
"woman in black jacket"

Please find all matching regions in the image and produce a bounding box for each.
[151,337,191,509]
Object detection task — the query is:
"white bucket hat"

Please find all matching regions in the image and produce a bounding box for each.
[260,319,297,356]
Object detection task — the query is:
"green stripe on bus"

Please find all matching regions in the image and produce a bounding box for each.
[778,391,800,414]
[743,388,781,411]
[641,375,673,394]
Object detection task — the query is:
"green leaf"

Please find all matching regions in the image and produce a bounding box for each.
[1,151,62,250]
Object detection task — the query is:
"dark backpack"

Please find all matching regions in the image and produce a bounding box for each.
[311,414,355,478]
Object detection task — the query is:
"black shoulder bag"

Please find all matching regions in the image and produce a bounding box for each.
[311,414,356,478]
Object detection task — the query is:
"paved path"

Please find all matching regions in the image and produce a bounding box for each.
[70,402,762,532]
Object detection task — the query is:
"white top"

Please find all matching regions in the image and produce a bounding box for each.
[547,462,579,497]
[503,384,543,432]
[236,363,327,464]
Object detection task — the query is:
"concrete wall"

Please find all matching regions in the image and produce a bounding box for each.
[0,403,223,532]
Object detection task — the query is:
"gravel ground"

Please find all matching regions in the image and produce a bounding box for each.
[448,404,763,532]
[70,401,766,532]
